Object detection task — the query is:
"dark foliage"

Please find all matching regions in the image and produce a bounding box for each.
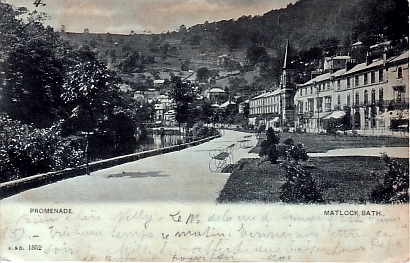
[279,163,324,204]
[259,127,281,163]
[0,116,84,183]
[371,154,409,204]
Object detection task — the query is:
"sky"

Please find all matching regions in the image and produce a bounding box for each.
[7,0,296,34]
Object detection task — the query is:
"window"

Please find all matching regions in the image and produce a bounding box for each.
[300,89,302,96]
[337,80,341,90]
[379,69,384,82]
[317,97,323,112]
[364,90,368,105]
[371,71,375,84]
[308,99,314,112]
[398,67,403,78]
[363,73,368,85]
[355,75,359,87]
[379,88,384,103]
[371,89,376,104]
[310,86,313,94]
[298,101,303,113]
[397,91,403,102]
[347,77,351,88]
[347,93,351,106]
[355,91,360,105]
[337,95,341,105]
[325,97,332,111]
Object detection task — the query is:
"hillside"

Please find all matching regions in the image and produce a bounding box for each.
[59,0,408,92]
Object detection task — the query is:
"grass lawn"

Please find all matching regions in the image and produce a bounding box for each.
[217,156,409,204]
[249,132,408,153]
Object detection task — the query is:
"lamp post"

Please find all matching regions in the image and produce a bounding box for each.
[80,131,94,175]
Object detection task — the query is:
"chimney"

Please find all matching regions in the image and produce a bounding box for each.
[383,47,387,66]
[345,60,356,71]
[366,52,372,66]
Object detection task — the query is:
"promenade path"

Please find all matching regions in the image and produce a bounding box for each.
[2,130,259,204]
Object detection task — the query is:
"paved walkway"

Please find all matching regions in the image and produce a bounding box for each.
[1,130,259,204]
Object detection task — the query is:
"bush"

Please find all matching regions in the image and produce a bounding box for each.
[370,154,409,204]
[279,163,324,204]
[0,116,84,183]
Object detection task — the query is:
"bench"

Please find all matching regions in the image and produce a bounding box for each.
[209,143,235,172]
[236,135,253,149]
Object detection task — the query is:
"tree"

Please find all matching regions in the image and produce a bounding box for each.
[0,3,66,127]
[245,44,268,66]
[196,67,211,83]
[61,45,122,133]
[179,24,187,33]
[169,77,197,132]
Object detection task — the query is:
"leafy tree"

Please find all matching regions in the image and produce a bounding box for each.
[196,67,211,83]
[0,3,65,127]
[190,34,201,46]
[245,44,268,67]
[169,77,197,131]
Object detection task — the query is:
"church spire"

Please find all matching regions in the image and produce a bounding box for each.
[283,39,291,69]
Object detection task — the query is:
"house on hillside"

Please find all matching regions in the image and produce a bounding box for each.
[206,87,226,103]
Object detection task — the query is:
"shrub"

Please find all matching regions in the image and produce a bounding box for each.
[370,153,409,204]
[280,139,322,204]
[285,143,309,164]
[279,163,324,204]
[0,116,84,183]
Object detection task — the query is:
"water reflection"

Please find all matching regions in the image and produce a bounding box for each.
[136,132,184,152]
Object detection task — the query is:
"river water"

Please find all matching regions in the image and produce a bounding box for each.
[136,133,185,152]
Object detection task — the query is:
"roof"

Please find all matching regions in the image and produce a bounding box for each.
[390,50,409,63]
[323,111,346,119]
[300,72,332,87]
[219,101,236,108]
[208,88,225,93]
[345,59,385,75]
[153,79,165,84]
[251,89,283,100]
[283,39,291,69]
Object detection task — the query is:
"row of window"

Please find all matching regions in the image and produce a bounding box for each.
[335,88,384,107]
[299,66,404,97]
[298,87,391,114]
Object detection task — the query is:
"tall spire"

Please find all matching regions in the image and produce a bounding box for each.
[283,39,291,69]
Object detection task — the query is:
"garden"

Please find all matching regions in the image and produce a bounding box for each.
[218,129,409,204]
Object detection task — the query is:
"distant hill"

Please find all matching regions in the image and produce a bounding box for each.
[188,0,408,51]
[59,0,408,91]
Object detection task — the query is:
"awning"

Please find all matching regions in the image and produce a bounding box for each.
[272,117,280,122]
[312,112,331,119]
[323,111,346,120]
[392,85,406,92]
